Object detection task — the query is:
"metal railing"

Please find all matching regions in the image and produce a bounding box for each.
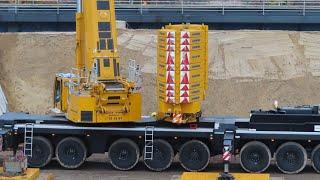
[0,0,320,14]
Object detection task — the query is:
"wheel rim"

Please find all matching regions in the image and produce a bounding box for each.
[190,148,200,161]
[248,152,261,165]
[153,147,165,161]
[311,145,320,173]
[276,142,306,174]
[144,139,174,171]
[31,144,45,162]
[179,140,210,172]
[110,145,136,167]
[28,137,52,168]
[284,151,299,166]
[56,138,86,169]
[315,153,320,168]
[119,149,129,160]
[64,145,80,160]
[278,150,302,171]
[240,141,271,173]
[60,143,84,165]
[109,139,139,171]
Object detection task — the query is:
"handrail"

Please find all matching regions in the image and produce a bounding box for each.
[1,0,320,13]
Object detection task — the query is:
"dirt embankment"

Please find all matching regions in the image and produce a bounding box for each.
[1,30,320,117]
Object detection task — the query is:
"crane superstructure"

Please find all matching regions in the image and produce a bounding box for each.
[53,0,208,125]
[53,0,141,123]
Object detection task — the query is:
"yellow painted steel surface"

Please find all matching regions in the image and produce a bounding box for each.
[67,89,141,123]
[180,172,269,180]
[53,77,70,113]
[0,168,40,180]
[157,24,208,123]
[76,0,120,80]
[54,0,142,123]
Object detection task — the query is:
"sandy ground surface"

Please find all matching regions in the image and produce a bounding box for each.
[1,30,320,116]
[2,30,320,179]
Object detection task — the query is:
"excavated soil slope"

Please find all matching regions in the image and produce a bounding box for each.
[1,30,320,117]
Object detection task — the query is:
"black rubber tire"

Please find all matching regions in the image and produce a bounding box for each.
[311,144,320,173]
[240,141,271,173]
[86,152,93,158]
[143,139,174,171]
[275,142,307,174]
[108,138,140,171]
[56,137,87,169]
[27,136,53,168]
[179,140,210,172]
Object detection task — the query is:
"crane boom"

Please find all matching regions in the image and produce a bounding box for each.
[53,0,142,123]
[76,0,120,80]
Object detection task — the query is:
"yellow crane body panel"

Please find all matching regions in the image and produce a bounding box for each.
[76,0,120,80]
[157,24,208,123]
[66,91,141,123]
[180,172,270,180]
[54,0,142,123]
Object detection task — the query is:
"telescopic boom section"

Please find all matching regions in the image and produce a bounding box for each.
[54,0,142,123]
[76,0,120,80]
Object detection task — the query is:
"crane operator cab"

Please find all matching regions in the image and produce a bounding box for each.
[53,0,141,123]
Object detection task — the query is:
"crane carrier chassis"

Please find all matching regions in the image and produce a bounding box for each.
[2,105,320,174]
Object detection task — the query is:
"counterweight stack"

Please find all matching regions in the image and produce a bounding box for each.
[157,24,208,123]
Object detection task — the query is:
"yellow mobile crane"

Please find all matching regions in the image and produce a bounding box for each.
[0,0,304,177]
[54,0,141,123]
[53,0,208,124]
[2,0,217,173]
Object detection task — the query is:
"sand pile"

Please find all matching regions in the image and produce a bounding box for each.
[0,32,75,114]
[1,30,320,117]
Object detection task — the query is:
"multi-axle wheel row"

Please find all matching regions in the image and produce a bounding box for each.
[27,136,320,174]
[27,136,211,172]
[240,141,320,174]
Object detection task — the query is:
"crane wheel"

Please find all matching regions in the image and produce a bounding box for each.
[144,139,174,171]
[240,141,271,173]
[179,140,210,172]
[108,138,140,171]
[311,144,320,173]
[86,151,93,158]
[275,142,307,174]
[27,136,53,168]
[56,137,87,169]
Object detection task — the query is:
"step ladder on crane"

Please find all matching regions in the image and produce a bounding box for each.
[24,123,34,157]
[144,126,154,160]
